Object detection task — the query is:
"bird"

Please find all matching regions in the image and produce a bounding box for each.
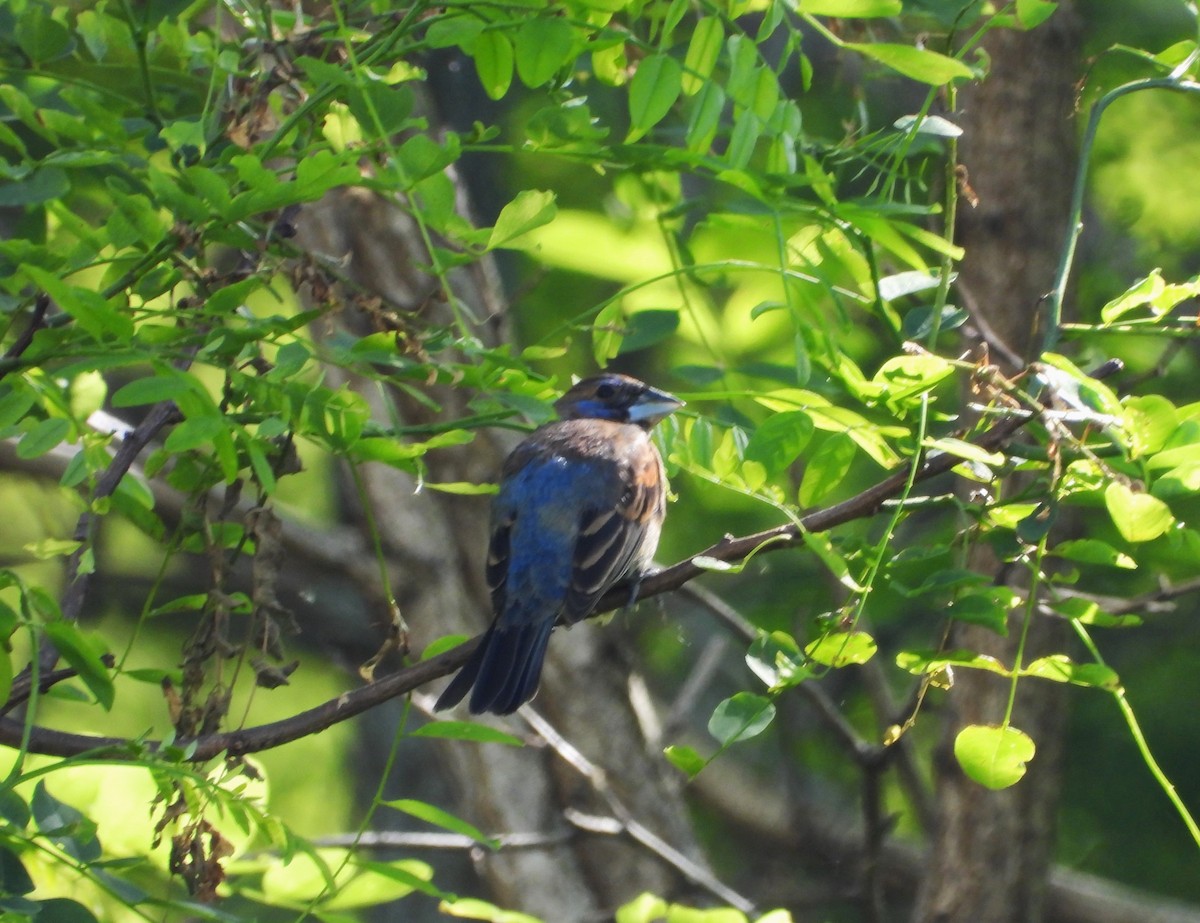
[434,373,684,715]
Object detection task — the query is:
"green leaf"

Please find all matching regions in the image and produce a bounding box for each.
[1104,482,1174,543]
[620,309,680,354]
[627,54,682,141]
[725,109,762,170]
[798,432,854,506]
[872,355,956,405]
[1123,394,1178,458]
[1049,538,1136,569]
[895,649,1010,677]
[411,722,524,746]
[0,648,11,717]
[147,594,209,618]
[1016,0,1058,29]
[0,843,34,894]
[441,896,543,922]
[682,17,724,96]
[948,588,1016,634]
[30,899,100,923]
[805,630,877,667]
[617,893,671,923]
[15,7,74,62]
[22,266,134,341]
[0,387,36,430]
[17,417,70,459]
[925,437,1004,468]
[844,42,974,85]
[953,724,1036,790]
[474,30,514,100]
[23,538,82,560]
[383,799,498,848]
[111,374,197,408]
[164,415,228,453]
[686,81,726,153]
[593,301,625,364]
[708,692,775,745]
[746,631,808,688]
[1050,596,1142,628]
[802,0,902,15]
[514,17,577,88]
[1023,655,1119,690]
[425,15,485,50]
[0,166,70,206]
[744,411,813,475]
[1101,270,1165,323]
[41,623,114,709]
[663,744,707,778]
[486,189,557,250]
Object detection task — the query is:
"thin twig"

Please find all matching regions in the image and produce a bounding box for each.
[521,706,758,915]
[0,293,50,377]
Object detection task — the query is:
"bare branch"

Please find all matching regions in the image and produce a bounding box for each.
[520,706,758,915]
[0,407,1035,760]
[0,293,50,377]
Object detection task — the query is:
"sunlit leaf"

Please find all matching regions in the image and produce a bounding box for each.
[744,411,813,474]
[514,17,577,88]
[487,189,557,250]
[474,31,514,100]
[746,631,808,688]
[627,54,682,141]
[1022,655,1120,690]
[682,17,724,96]
[383,799,499,848]
[1049,539,1136,569]
[954,724,1036,789]
[845,42,973,84]
[664,744,708,778]
[802,0,902,15]
[411,722,524,746]
[895,649,1010,677]
[805,630,876,667]
[1104,482,1174,543]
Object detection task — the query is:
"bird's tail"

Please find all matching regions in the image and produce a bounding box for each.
[433,620,555,715]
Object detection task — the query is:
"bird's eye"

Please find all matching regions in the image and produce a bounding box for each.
[595,382,616,400]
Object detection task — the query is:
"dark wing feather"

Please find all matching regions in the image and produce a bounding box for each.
[562,473,657,622]
[484,512,513,616]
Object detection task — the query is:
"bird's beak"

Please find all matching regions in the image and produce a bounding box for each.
[629,386,685,425]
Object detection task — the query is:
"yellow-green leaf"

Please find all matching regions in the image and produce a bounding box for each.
[627,53,682,141]
[474,31,514,100]
[954,724,1036,789]
[802,0,902,15]
[844,42,973,85]
[1104,481,1174,543]
[805,630,876,667]
[682,17,724,96]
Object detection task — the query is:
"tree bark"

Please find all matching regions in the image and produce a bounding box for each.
[294,179,704,920]
[912,9,1083,923]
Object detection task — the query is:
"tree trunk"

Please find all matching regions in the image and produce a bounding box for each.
[912,9,1082,923]
[294,179,704,919]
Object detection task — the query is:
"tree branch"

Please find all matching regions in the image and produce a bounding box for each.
[0,406,1034,760]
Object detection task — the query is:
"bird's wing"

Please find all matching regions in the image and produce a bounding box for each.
[562,449,661,622]
[484,510,513,617]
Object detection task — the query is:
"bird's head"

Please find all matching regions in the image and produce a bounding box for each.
[554,373,684,429]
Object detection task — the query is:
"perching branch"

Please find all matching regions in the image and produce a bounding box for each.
[0,402,1035,760]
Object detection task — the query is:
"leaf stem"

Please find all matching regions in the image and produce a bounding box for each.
[1070,618,1200,850]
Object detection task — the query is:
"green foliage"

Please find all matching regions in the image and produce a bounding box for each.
[2,0,1200,917]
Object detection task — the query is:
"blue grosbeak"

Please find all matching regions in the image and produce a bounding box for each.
[435,373,683,715]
